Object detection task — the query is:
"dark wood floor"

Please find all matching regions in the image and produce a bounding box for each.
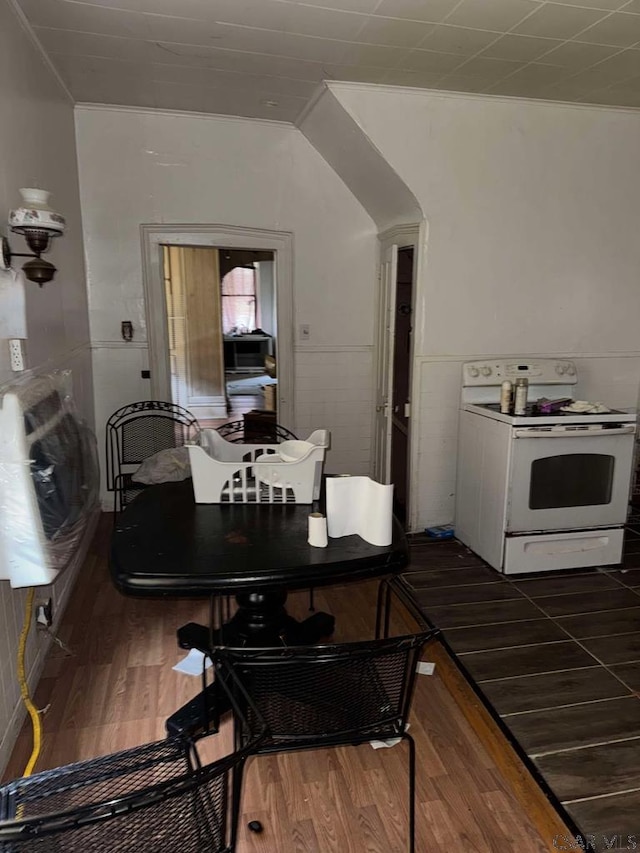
[3,517,571,851]
[401,526,640,844]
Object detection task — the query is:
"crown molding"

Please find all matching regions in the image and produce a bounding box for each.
[326,80,640,118]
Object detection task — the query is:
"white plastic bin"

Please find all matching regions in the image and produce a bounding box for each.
[188,429,330,504]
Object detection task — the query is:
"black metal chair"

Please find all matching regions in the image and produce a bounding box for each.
[215,630,440,853]
[106,401,200,513]
[376,575,436,639]
[0,735,252,853]
[215,418,296,445]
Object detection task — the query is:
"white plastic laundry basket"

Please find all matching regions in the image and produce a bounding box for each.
[188,429,330,504]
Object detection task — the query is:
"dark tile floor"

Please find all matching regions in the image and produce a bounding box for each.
[402,521,640,845]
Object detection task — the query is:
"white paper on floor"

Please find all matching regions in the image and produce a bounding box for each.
[173,648,212,675]
[416,661,435,675]
[370,724,410,750]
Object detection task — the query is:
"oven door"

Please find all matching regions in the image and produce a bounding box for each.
[506,424,636,533]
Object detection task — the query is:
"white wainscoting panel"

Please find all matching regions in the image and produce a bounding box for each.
[294,346,373,476]
[92,343,151,509]
[573,356,640,412]
[414,359,464,530]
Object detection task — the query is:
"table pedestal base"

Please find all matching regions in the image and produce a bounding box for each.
[177,589,335,650]
[169,589,335,737]
[177,609,335,651]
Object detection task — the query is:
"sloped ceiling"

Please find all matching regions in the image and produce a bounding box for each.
[299,86,422,229]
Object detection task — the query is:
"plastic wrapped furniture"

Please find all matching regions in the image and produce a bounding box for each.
[215,630,440,853]
[0,372,99,588]
[188,429,330,504]
[106,401,200,513]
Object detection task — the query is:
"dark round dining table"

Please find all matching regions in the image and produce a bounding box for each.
[110,478,408,647]
[110,479,408,736]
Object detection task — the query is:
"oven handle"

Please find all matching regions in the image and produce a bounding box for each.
[514,425,636,438]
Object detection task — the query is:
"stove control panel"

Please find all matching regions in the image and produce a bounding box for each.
[462,359,577,386]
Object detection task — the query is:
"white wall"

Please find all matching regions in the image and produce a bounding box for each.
[0,11,92,406]
[74,106,378,503]
[329,83,640,528]
[298,86,422,230]
[0,0,93,775]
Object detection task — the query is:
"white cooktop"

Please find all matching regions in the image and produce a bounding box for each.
[463,402,637,427]
[461,359,637,426]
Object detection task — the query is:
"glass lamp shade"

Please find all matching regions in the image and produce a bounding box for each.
[9,188,65,237]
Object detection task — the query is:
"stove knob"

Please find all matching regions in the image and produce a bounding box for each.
[481,367,492,377]
[468,366,480,378]
[555,364,566,375]
[566,364,575,375]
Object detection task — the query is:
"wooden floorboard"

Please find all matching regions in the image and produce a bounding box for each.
[3,516,570,851]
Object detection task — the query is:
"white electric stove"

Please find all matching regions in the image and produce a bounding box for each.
[454,359,637,575]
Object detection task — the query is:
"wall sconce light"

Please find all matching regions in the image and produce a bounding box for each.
[1,188,65,286]
[121,321,134,342]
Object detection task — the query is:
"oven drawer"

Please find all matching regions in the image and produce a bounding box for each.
[503,528,624,575]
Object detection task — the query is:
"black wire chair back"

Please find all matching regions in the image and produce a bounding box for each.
[105,401,200,512]
[0,736,245,853]
[215,420,296,445]
[219,632,432,750]
[215,630,440,852]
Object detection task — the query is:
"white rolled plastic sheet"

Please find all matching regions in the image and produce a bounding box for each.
[326,475,393,547]
[0,371,99,588]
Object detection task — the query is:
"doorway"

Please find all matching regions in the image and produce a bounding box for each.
[390,247,414,524]
[373,225,419,529]
[219,248,277,418]
[162,245,277,422]
[141,224,295,431]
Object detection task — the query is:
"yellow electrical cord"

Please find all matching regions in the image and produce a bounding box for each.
[17,587,42,777]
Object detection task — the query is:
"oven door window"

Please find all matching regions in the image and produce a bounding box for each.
[530,453,614,510]
[507,430,635,533]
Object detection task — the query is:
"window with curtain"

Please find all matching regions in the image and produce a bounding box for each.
[221,267,258,333]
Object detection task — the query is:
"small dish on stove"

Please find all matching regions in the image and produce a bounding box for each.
[560,401,611,413]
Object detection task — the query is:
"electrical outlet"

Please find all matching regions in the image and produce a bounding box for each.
[35,598,53,629]
[9,339,25,372]
[299,324,310,341]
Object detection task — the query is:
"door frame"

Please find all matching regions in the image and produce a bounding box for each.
[374,221,425,530]
[140,224,295,429]
[372,243,398,485]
